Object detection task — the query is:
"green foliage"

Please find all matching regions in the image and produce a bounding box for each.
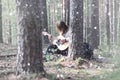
[45,54,55,61]
[56,57,67,64]
[87,69,120,80]
[47,74,57,80]
[75,57,82,66]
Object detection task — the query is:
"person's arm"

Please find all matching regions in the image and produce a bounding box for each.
[60,39,68,44]
[48,35,53,40]
[42,31,53,41]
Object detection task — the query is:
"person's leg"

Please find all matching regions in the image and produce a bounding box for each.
[61,48,68,56]
[55,48,68,56]
[46,44,57,54]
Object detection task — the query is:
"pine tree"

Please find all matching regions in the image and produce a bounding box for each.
[68,0,84,60]
[106,0,110,45]
[91,0,99,49]
[40,0,49,44]
[0,0,3,43]
[16,0,44,74]
[7,0,12,44]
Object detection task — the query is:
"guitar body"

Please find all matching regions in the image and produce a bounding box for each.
[53,40,69,51]
[57,42,69,51]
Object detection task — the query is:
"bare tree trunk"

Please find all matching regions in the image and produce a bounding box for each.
[61,0,64,20]
[86,0,92,43]
[83,0,89,42]
[47,2,53,34]
[66,0,70,26]
[8,20,12,44]
[91,0,99,49]
[0,0,3,43]
[117,0,120,46]
[68,0,83,60]
[62,0,70,26]
[16,0,44,74]
[47,3,52,33]
[114,0,119,45]
[109,0,114,46]
[8,0,12,44]
[62,0,66,22]
[40,0,49,44]
[111,0,115,45]
[40,0,48,31]
[106,0,110,45]
[108,0,113,46]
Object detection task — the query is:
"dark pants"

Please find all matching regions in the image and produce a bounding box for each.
[46,44,68,56]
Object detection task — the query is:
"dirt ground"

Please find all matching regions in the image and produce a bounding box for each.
[0,43,118,80]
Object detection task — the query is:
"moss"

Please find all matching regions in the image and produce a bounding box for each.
[56,57,67,64]
[75,57,82,66]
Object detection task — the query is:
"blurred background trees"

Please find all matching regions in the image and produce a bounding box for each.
[0,0,120,59]
[0,0,3,43]
[1,0,119,48]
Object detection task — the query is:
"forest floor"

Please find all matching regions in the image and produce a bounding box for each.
[0,43,119,80]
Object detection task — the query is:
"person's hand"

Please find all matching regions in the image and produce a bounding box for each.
[60,39,67,44]
[48,35,52,40]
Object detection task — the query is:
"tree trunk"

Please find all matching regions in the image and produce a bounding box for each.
[40,0,49,44]
[62,0,70,26]
[106,0,110,45]
[91,0,99,49]
[86,0,92,43]
[68,0,84,60]
[8,0,12,44]
[40,0,48,32]
[8,20,12,44]
[83,0,90,42]
[109,0,114,46]
[117,0,120,46]
[62,0,66,22]
[114,0,119,45]
[66,0,70,26]
[0,0,3,43]
[16,0,44,74]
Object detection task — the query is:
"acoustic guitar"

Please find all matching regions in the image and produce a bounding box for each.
[42,31,69,51]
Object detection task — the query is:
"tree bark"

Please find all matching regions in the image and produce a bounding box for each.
[62,0,70,26]
[91,0,99,49]
[68,0,84,60]
[40,0,48,32]
[86,0,92,43]
[114,0,119,45]
[40,0,49,44]
[8,0,12,44]
[0,0,3,43]
[8,20,12,44]
[106,0,110,45]
[109,0,114,46]
[62,0,66,22]
[117,0,120,46]
[16,0,44,74]
[66,0,70,26]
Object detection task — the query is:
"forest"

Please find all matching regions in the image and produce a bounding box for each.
[0,0,120,80]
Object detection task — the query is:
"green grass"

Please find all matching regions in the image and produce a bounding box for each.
[88,69,120,80]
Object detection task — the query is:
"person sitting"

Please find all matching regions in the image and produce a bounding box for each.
[46,21,69,56]
[43,21,94,60]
